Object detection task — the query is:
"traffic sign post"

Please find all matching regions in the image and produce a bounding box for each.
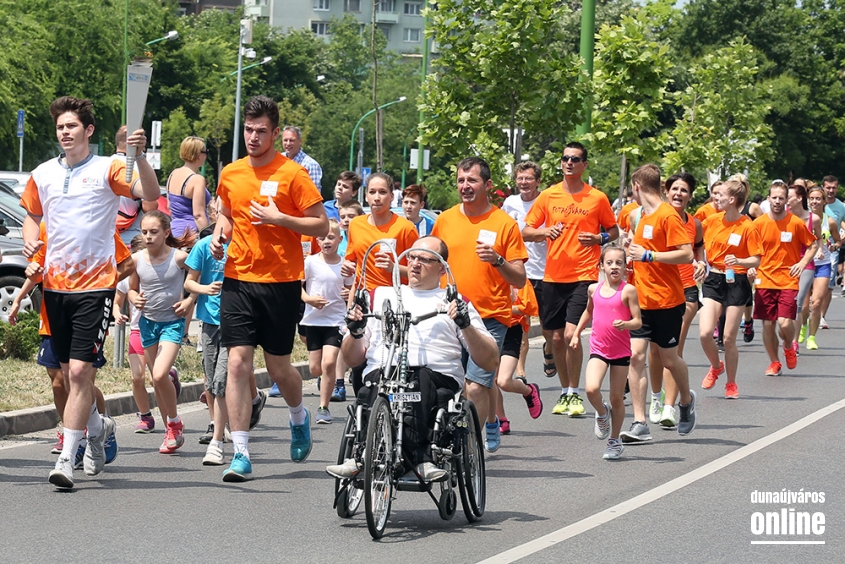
[17,110,24,172]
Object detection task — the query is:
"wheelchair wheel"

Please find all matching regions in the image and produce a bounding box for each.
[336,413,364,518]
[364,396,394,539]
[438,482,457,521]
[457,400,486,522]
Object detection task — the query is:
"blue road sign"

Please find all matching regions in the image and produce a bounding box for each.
[17,110,24,138]
[361,167,372,185]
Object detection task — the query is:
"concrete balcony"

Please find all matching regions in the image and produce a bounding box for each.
[246,4,269,18]
[375,11,399,24]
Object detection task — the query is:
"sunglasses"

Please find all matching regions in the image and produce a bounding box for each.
[561,155,585,163]
[407,253,438,265]
[200,148,208,154]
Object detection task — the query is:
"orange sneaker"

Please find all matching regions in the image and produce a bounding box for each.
[725,382,739,399]
[783,346,798,370]
[701,361,725,389]
[765,361,783,376]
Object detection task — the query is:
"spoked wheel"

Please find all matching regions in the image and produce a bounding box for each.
[364,396,395,539]
[457,400,486,522]
[335,411,364,518]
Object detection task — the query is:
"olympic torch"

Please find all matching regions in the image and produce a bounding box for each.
[125,59,153,183]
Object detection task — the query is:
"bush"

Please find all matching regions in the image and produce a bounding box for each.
[0,309,41,360]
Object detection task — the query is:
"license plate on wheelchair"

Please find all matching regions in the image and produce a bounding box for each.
[389,392,421,403]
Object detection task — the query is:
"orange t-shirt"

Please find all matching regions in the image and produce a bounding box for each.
[32,224,130,336]
[693,201,718,223]
[676,211,698,287]
[345,213,419,290]
[618,201,639,232]
[752,213,817,291]
[512,282,539,332]
[632,202,690,310]
[217,153,323,283]
[432,205,528,325]
[701,212,763,275]
[524,183,617,283]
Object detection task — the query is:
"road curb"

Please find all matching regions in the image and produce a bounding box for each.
[0,322,544,437]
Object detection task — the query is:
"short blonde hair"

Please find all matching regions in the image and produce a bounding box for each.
[327,218,341,235]
[180,136,206,162]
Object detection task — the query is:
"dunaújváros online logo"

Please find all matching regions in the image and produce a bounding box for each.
[750,489,826,545]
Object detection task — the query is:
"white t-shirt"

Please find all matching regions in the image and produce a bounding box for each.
[116,278,141,330]
[360,286,490,387]
[502,193,547,280]
[300,254,352,327]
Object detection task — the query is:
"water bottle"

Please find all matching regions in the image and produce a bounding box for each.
[726,268,735,284]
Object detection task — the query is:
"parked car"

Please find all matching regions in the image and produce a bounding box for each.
[0,230,41,324]
[0,171,31,195]
[0,189,25,239]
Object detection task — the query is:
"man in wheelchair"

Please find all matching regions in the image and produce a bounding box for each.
[327,236,498,482]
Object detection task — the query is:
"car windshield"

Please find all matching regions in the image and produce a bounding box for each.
[0,190,25,221]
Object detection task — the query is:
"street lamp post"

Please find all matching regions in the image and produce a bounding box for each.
[348,97,407,171]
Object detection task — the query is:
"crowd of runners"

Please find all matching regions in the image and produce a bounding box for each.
[13,93,845,489]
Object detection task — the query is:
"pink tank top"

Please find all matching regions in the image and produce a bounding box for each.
[590,280,632,360]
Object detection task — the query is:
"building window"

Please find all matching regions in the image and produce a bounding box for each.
[378,26,391,40]
[404,1,422,15]
[314,0,330,10]
[403,27,421,42]
[344,0,361,11]
[377,0,395,11]
[312,21,330,36]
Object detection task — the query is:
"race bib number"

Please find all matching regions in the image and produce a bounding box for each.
[477,229,497,246]
[780,231,793,243]
[728,233,741,246]
[259,181,279,197]
[379,238,397,253]
[301,241,311,255]
[642,225,654,240]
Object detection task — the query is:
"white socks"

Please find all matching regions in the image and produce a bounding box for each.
[61,429,85,460]
[289,402,306,426]
[86,403,103,437]
[231,431,249,458]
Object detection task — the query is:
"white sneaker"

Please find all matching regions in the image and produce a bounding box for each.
[84,416,114,476]
[660,405,677,429]
[202,444,225,466]
[594,403,610,440]
[649,392,664,424]
[48,456,74,489]
[326,458,361,478]
[820,317,829,329]
[416,462,447,482]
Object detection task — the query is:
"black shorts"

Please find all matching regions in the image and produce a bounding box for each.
[631,303,685,349]
[501,324,523,358]
[302,325,342,351]
[296,301,307,337]
[589,353,630,367]
[529,278,545,319]
[684,285,702,310]
[220,278,301,356]
[43,289,114,364]
[37,336,108,370]
[541,281,592,331]
[702,271,752,308]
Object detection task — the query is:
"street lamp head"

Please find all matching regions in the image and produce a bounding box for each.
[316,75,326,82]
[165,30,178,41]
[261,56,272,64]
[398,96,407,102]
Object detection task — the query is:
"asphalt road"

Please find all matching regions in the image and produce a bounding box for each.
[2,300,844,563]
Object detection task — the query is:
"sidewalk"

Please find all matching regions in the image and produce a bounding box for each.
[0,322,545,437]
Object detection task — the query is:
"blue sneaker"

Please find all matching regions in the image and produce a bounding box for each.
[104,416,118,464]
[330,382,346,402]
[222,452,253,482]
[73,443,86,470]
[268,383,282,398]
[485,417,501,453]
[290,409,313,462]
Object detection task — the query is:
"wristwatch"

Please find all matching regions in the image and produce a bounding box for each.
[495,255,505,267]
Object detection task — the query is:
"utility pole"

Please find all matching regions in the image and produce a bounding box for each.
[576,0,596,137]
[416,0,431,183]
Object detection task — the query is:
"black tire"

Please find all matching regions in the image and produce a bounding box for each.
[457,400,486,522]
[0,275,41,323]
[438,485,456,521]
[364,396,394,539]
[335,413,364,518]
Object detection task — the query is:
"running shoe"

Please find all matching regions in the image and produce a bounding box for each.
[485,418,501,453]
[326,458,361,479]
[73,443,86,469]
[551,393,570,415]
[290,409,313,462]
[765,361,783,376]
[659,405,677,428]
[223,452,253,482]
[567,393,585,417]
[820,317,829,329]
[784,346,798,370]
[743,319,755,343]
[806,335,819,350]
[135,413,155,433]
[649,390,664,424]
[104,416,118,464]
[51,431,64,454]
[199,423,214,445]
[677,390,697,436]
[316,406,332,424]
[170,367,181,398]
[792,340,800,357]
[620,421,652,443]
[268,383,282,398]
[202,444,225,466]
[702,361,724,389]
[84,416,113,476]
[594,403,610,440]
[725,382,739,399]
[416,462,448,482]
[717,338,725,352]
[250,390,267,430]
[331,381,347,402]
[602,438,624,460]
[49,457,74,489]
[517,378,543,419]
[159,420,185,454]
[499,417,511,435]
[797,323,807,344]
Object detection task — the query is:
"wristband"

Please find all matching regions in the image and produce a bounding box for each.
[600,232,610,245]
[641,250,650,263]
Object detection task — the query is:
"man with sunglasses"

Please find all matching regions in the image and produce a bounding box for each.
[524,142,619,418]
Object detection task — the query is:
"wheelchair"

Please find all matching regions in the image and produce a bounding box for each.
[331,240,486,539]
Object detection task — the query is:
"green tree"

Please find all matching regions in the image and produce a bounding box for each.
[194,92,234,189]
[161,107,192,177]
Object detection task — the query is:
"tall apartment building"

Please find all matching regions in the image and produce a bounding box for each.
[244,0,427,56]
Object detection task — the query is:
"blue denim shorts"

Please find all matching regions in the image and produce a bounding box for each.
[462,317,507,388]
[139,317,186,349]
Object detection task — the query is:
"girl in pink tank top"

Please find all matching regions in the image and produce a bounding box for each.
[570,246,642,460]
